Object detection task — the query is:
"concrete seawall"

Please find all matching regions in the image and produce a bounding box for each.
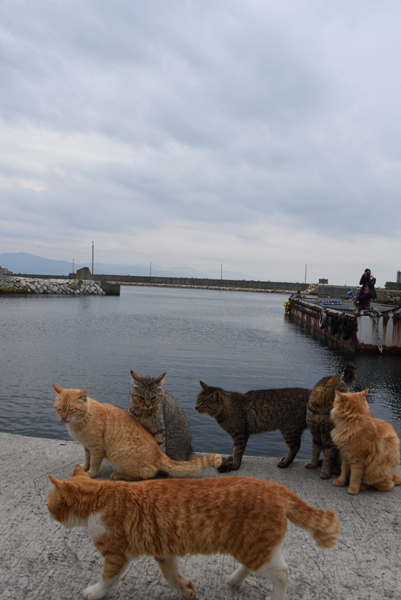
[1,432,400,600]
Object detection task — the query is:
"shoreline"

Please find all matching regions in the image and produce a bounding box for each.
[1,431,400,599]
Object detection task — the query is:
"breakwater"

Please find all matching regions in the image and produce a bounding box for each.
[91,274,310,292]
[0,275,106,296]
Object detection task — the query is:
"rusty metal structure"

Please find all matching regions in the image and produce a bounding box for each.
[288,295,401,354]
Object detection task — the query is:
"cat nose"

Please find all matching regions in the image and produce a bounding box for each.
[60,417,68,423]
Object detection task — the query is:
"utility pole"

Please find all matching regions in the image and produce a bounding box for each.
[305,264,307,284]
[150,262,152,277]
[72,259,74,274]
[221,264,223,280]
[92,241,94,274]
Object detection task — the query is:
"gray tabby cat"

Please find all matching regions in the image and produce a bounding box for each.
[305,362,357,479]
[128,371,195,461]
[196,382,310,472]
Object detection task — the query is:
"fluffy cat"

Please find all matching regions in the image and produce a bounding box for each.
[128,371,194,461]
[331,389,401,495]
[48,464,339,600]
[195,382,310,472]
[53,385,221,480]
[305,362,356,479]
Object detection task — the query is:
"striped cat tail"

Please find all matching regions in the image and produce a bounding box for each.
[342,362,357,387]
[160,453,222,475]
[286,490,339,549]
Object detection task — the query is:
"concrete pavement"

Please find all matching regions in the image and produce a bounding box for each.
[1,432,400,600]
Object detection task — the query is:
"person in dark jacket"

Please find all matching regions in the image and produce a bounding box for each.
[356,268,377,310]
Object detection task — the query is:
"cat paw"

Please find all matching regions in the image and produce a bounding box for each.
[305,461,318,470]
[347,486,359,495]
[277,456,291,468]
[82,583,107,600]
[333,479,345,487]
[177,575,196,599]
[320,471,331,479]
[217,462,234,473]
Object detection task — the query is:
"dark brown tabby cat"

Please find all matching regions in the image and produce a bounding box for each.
[128,371,194,461]
[305,362,356,479]
[48,464,339,600]
[195,382,310,472]
[53,385,221,481]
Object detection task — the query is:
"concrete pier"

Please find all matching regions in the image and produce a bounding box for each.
[1,432,400,600]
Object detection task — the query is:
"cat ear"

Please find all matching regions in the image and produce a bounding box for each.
[78,388,89,401]
[53,384,63,394]
[48,474,63,490]
[155,373,166,384]
[362,388,369,396]
[200,381,209,390]
[72,464,87,477]
[334,390,343,402]
[130,370,141,381]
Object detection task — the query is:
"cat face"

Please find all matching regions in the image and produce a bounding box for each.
[53,384,89,424]
[130,371,165,410]
[195,382,224,417]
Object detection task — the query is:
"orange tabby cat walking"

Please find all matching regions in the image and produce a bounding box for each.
[48,465,339,600]
[331,389,401,495]
[53,385,221,480]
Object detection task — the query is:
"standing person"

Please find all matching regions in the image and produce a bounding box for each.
[356,268,376,310]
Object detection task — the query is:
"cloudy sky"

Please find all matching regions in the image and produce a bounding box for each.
[1,0,400,286]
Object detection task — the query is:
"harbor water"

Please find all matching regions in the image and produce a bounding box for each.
[1,285,400,459]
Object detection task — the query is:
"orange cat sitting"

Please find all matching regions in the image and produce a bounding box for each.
[53,385,221,480]
[48,465,339,600]
[331,389,401,495]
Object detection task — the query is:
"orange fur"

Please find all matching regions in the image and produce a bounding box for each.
[53,385,221,481]
[331,389,401,495]
[48,465,339,600]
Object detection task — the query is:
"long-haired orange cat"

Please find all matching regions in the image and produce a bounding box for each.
[53,385,221,480]
[331,389,401,495]
[48,465,339,600]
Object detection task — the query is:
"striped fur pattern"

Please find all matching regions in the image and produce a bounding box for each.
[306,362,356,479]
[128,371,195,461]
[331,389,401,495]
[195,382,309,472]
[48,465,339,600]
[53,385,221,481]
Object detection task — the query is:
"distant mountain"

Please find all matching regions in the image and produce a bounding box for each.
[0,252,256,281]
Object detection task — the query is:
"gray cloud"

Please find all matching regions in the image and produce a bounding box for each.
[1,0,401,285]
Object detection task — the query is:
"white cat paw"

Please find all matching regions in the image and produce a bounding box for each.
[177,575,196,599]
[82,583,107,600]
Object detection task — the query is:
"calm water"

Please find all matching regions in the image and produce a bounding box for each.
[1,286,401,459]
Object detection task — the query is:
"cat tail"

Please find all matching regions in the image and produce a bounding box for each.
[342,362,357,387]
[285,490,339,549]
[160,453,222,474]
[393,473,401,486]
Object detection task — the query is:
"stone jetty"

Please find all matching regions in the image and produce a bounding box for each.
[0,275,106,296]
